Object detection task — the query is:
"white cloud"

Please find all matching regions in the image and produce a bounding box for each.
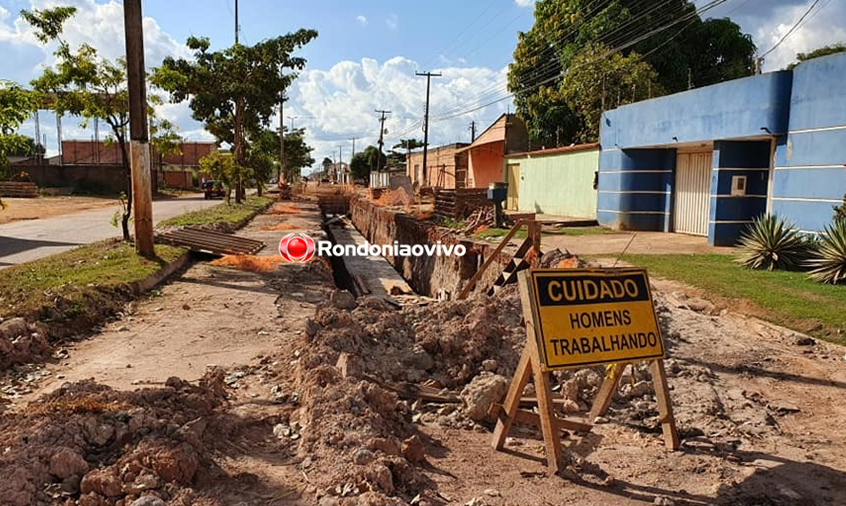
[287,57,511,172]
[753,1,846,71]
[355,15,367,26]
[514,0,536,7]
[385,14,398,31]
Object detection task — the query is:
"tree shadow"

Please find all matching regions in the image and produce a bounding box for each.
[0,235,80,259]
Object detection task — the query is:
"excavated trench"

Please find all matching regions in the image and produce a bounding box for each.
[317,194,519,300]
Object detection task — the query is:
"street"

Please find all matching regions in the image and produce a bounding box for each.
[0,195,219,268]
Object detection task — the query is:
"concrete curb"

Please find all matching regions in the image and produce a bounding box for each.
[129,251,192,295]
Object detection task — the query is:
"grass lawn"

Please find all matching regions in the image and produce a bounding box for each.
[623,253,846,344]
[0,240,186,322]
[157,196,274,228]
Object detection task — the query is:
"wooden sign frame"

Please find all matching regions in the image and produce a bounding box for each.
[491,270,679,473]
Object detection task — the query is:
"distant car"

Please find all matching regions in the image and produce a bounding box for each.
[202,180,226,199]
[269,177,278,185]
[320,178,330,183]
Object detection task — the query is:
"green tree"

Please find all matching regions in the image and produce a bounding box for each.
[560,43,661,143]
[24,6,139,239]
[152,30,317,203]
[349,145,385,181]
[508,0,755,146]
[0,81,38,204]
[282,128,315,181]
[786,42,846,70]
[199,151,238,204]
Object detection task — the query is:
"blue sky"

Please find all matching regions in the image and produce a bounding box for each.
[1,0,844,169]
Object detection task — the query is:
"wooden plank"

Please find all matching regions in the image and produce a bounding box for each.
[492,406,592,434]
[522,272,563,473]
[651,359,680,450]
[491,343,533,451]
[457,219,529,299]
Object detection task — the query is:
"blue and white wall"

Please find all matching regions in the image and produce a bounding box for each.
[772,54,846,233]
[598,55,846,245]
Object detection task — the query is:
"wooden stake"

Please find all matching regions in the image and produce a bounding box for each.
[491,345,532,451]
[651,359,680,450]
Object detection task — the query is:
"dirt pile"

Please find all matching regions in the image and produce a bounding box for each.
[0,371,232,506]
[0,317,51,371]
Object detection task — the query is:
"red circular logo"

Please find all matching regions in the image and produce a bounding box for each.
[279,233,315,263]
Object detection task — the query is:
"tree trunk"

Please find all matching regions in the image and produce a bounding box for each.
[233,100,245,204]
[117,132,132,242]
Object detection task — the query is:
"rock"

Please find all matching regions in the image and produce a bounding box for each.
[402,435,426,463]
[0,317,28,340]
[150,443,199,484]
[370,463,394,494]
[793,335,815,346]
[562,378,579,402]
[404,345,434,371]
[484,489,501,497]
[60,475,82,494]
[460,372,508,422]
[81,469,123,497]
[130,497,167,506]
[176,417,207,449]
[49,447,89,480]
[304,318,321,338]
[620,381,652,398]
[336,352,363,379]
[353,448,375,465]
[594,416,610,424]
[330,290,357,310]
[562,399,581,414]
[123,474,159,494]
[770,401,801,415]
[481,359,499,372]
[685,298,714,313]
[653,497,675,506]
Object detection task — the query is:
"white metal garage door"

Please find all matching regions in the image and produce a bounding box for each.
[674,152,712,236]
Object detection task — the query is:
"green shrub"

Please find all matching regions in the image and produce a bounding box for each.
[807,220,846,284]
[834,192,846,224]
[736,215,810,271]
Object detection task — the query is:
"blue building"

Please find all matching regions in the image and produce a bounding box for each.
[597,52,846,246]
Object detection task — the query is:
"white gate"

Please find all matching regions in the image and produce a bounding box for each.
[674,151,712,236]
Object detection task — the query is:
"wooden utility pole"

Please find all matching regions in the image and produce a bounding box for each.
[375,109,391,173]
[470,120,476,142]
[416,71,441,186]
[349,137,357,159]
[123,0,154,256]
[284,93,288,183]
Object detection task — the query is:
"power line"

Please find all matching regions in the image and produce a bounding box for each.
[760,0,821,59]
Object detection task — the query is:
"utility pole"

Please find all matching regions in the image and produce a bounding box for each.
[284,92,288,183]
[123,0,154,256]
[375,109,391,173]
[469,121,476,142]
[338,144,343,184]
[289,115,298,131]
[234,0,239,44]
[349,137,358,159]
[416,71,441,186]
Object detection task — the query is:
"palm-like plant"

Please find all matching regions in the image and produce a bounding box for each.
[736,215,809,271]
[807,220,846,284]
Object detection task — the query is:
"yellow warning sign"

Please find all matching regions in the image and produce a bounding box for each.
[526,268,665,370]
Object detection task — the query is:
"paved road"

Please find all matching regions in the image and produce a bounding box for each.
[0,196,220,268]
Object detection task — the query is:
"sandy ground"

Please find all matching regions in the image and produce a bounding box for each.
[3,199,846,505]
[542,231,734,256]
[0,196,115,225]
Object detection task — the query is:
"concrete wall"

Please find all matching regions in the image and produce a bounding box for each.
[506,145,599,218]
[601,71,792,149]
[467,142,505,189]
[708,140,771,245]
[18,163,126,194]
[772,53,846,233]
[406,143,468,188]
[597,148,676,231]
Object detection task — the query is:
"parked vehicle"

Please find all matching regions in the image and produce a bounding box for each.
[202,180,227,199]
